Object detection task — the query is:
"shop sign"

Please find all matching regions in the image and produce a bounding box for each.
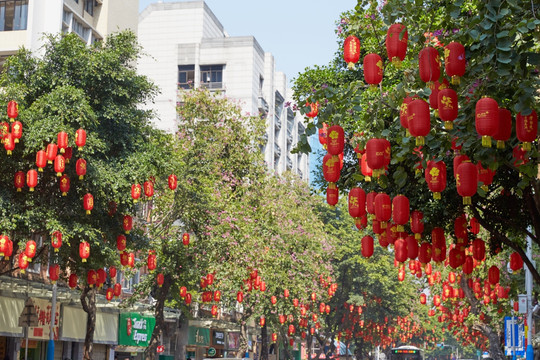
[188,327,210,346]
[27,298,60,340]
[228,332,240,349]
[118,313,156,347]
[208,347,216,357]
[213,330,225,346]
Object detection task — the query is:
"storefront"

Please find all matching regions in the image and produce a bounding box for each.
[187,326,210,360]
[116,312,156,360]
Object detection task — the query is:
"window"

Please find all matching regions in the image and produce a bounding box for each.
[178,65,195,89]
[84,0,93,16]
[72,19,85,39]
[200,65,223,89]
[0,0,28,31]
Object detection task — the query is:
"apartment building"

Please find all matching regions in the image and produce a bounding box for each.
[138,1,309,180]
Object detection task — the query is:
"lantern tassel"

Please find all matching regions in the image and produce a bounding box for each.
[86,210,91,215]
[48,160,53,164]
[79,175,84,180]
[481,185,488,192]
[462,196,471,205]
[405,129,411,137]
[60,148,65,154]
[29,188,34,192]
[38,168,43,172]
[522,142,531,152]
[62,192,67,196]
[381,222,387,229]
[444,121,453,130]
[451,76,460,85]
[416,136,425,146]
[365,176,371,182]
[434,109,439,118]
[14,139,19,144]
[17,189,21,192]
[415,233,421,240]
[391,57,402,68]
[82,259,87,263]
[497,140,505,149]
[347,62,355,70]
[433,192,441,200]
[57,172,62,177]
[397,225,404,232]
[481,136,492,148]
[54,249,59,253]
[7,150,12,155]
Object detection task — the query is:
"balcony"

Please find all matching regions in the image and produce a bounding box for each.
[287,157,293,170]
[258,96,269,116]
[274,144,281,158]
[274,115,281,130]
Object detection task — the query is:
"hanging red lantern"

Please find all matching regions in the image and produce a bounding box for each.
[168,174,178,190]
[236,291,244,303]
[57,174,70,196]
[97,268,106,287]
[425,160,446,200]
[182,233,190,246]
[449,248,465,269]
[408,98,430,146]
[54,155,65,177]
[429,80,448,116]
[348,187,366,219]
[374,193,391,228]
[11,121,22,143]
[210,304,218,317]
[68,273,78,289]
[477,162,495,191]
[131,184,141,203]
[46,143,58,164]
[420,293,427,305]
[326,183,339,207]
[454,214,468,240]
[360,153,372,182]
[392,195,409,232]
[18,253,29,273]
[51,231,62,252]
[120,251,129,266]
[127,252,135,268]
[327,125,344,156]
[311,292,317,302]
[79,241,90,262]
[318,123,328,147]
[411,210,424,240]
[361,235,374,258]
[56,131,68,153]
[87,270,97,288]
[185,293,192,305]
[147,252,157,271]
[444,42,466,84]
[509,252,523,272]
[75,128,86,150]
[472,238,485,261]
[4,133,14,155]
[7,100,18,119]
[394,238,408,263]
[419,47,441,84]
[259,316,266,327]
[322,153,340,183]
[114,283,122,297]
[488,266,500,285]
[456,161,478,205]
[494,108,512,149]
[406,235,419,259]
[516,110,537,151]
[105,288,114,301]
[49,264,60,284]
[64,147,72,163]
[431,227,446,263]
[306,102,319,118]
[366,191,377,218]
[271,333,278,342]
[462,255,474,275]
[144,180,154,198]
[343,35,361,70]
[123,215,133,234]
[157,273,164,287]
[13,171,25,192]
[475,97,499,147]
[26,170,38,192]
[117,235,127,251]
[35,150,47,172]
[400,96,413,133]
[270,295,277,305]
[83,193,94,215]
[179,286,187,299]
[438,88,458,129]
[363,53,383,86]
[355,214,367,230]
[75,158,87,180]
[470,217,480,235]
[24,240,36,262]
[0,235,9,258]
[365,138,387,177]
[109,266,117,279]
[386,23,408,66]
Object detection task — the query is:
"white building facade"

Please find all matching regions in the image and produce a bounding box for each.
[138,1,309,180]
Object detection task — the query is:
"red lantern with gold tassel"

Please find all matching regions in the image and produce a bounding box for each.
[411,210,424,240]
[68,273,78,289]
[366,191,377,219]
[326,183,339,207]
[323,153,340,183]
[360,153,372,182]
[36,150,47,172]
[131,184,141,203]
[259,316,266,327]
[120,251,129,266]
[363,53,383,87]
[51,231,62,252]
[406,235,419,259]
[109,266,117,279]
[509,252,523,272]
[114,283,122,297]
[123,215,133,234]
[419,47,441,84]
[46,143,57,164]
[64,147,72,163]
[374,193,391,229]
[4,133,15,155]
[144,180,154,198]
[157,273,164,287]
[444,42,466,84]
[327,125,344,156]
[54,155,65,177]
[472,238,485,261]
[117,235,126,251]
[25,240,36,262]
[87,270,97,288]
[49,264,60,284]
[449,248,465,269]
[462,255,473,275]
[83,193,94,215]
[147,252,157,271]
[97,268,106,288]
[182,233,190,246]
[75,158,87,180]
[0,235,10,258]
[318,123,328,148]
[477,161,495,191]
[168,174,177,190]
[306,102,319,118]
[348,187,366,221]
[365,138,387,177]
[57,131,68,153]
[26,170,37,192]
[80,241,90,262]
[106,288,114,301]
[127,252,135,268]
[438,88,458,129]
[394,238,408,263]
[386,23,408,66]
[392,195,409,232]
[400,96,413,134]
[18,253,28,273]
[14,171,25,192]
[343,35,361,70]
[456,161,478,205]
[475,97,499,147]
[361,235,374,258]
[494,108,512,149]
[431,227,446,263]
[420,293,427,305]
[408,98,430,146]
[11,121,22,143]
[488,266,500,285]
[429,79,448,117]
[516,110,537,151]
[75,128,86,150]
[7,100,18,120]
[425,160,446,199]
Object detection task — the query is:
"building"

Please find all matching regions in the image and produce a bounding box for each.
[138,1,309,180]
[0,0,138,64]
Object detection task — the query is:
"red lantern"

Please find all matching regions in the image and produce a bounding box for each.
[35,150,47,172]
[57,174,70,196]
[210,305,218,317]
[400,96,413,132]
[408,99,430,146]
[131,184,141,203]
[326,183,338,207]
[7,100,18,119]
[318,123,328,147]
[361,235,374,258]
[322,153,340,183]
[0,122,8,140]
[68,273,78,289]
[259,316,266,327]
[407,235,419,259]
[105,288,114,301]
[488,266,500,285]
[411,210,424,240]
[374,193,391,227]
[327,125,344,156]
[271,295,277,305]
[11,121,22,143]
[123,215,133,234]
[472,238,485,261]
[343,35,361,70]
[157,273,164,287]
[449,248,465,269]
[516,110,537,151]
[120,251,129,266]
[462,255,474,275]
[144,180,154,198]
[127,252,135,268]
[97,268,106,287]
[18,253,29,273]
[477,162,495,191]
[182,233,190,246]
[83,193,94,215]
[470,217,480,235]
[26,170,37,192]
[311,292,317,302]
[168,174,177,190]
[366,138,387,177]
[509,252,523,272]
[444,42,466,84]
[75,128,86,150]
[51,231,62,252]
[419,47,441,84]
[438,88,458,129]
[46,143,57,164]
[475,97,499,147]
[394,238,408,263]
[366,191,377,217]
[306,102,319,118]
[348,187,366,219]
[392,195,409,232]
[114,283,122,297]
[4,133,14,155]
[431,227,446,263]
[456,161,478,205]
[54,155,65,177]
[87,270,97,287]
[236,291,244,303]
[494,108,512,149]
[49,264,60,284]
[185,293,192,305]
[109,266,117,279]
[386,23,408,66]
[56,131,68,154]
[454,214,468,240]
[363,53,383,86]
[355,214,367,230]
[76,158,87,180]
[425,160,446,199]
[147,252,157,271]
[64,147,72,163]
[25,240,37,262]
[0,235,10,258]
[429,80,448,115]
[80,241,90,262]
[420,293,427,305]
[179,286,187,299]
[117,235,127,251]
[284,288,290,298]
[14,171,24,192]
[360,153,372,181]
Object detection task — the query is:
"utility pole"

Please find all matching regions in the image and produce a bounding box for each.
[525,233,534,360]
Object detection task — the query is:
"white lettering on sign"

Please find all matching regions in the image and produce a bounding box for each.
[132,318,147,330]
[133,330,148,344]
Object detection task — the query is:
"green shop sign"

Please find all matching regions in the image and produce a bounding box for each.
[118,313,156,347]
[188,327,210,346]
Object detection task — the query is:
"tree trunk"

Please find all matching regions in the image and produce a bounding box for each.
[260,322,268,360]
[237,322,249,358]
[279,327,292,360]
[80,285,96,360]
[146,274,173,360]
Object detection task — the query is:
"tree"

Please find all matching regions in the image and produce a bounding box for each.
[292,0,539,357]
[0,31,169,359]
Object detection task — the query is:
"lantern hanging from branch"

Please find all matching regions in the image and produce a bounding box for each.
[4,133,14,155]
[26,170,37,192]
[46,143,58,164]
[406,235,419,259]
[106,288,114,301]
[182,233,190,246]
[114,283,122,297]
[59,175,70,196]
[123,215,133,234]
[477,161,495,191]
[444,42,466,84]
[54,155,65,177]
[25,240,37,262]
[51,231,62,252]
[131,184,141,203]
[318,122,328,148]
[475,97,499,147]
[80,241,90,262]
[76,158,87,180]
[168,174,177,190]
[431,227,446,263]
[438,88,458,129]
[57,131,68,153]
[36,150,47,172]
[400,96,413,134]
[19,253,29,273]
[11,121,22,143]
[83,193,94,215]
[49,264,60,284]
[411,210,424,240]
[425,160,446,199]
[419,47,441,84]
[516,110,537,151]
[343,35,361,70]
[147,252,157,271]
[374,193,392,229]
[394,238,408,263]
[64,147,72,163]
[14,171,24,192]
[488,266,500,285]
[68,274,78,289]
[306,102,319,118]
[360,153,373,181]
[128,252,135,268]
[361,235,374,258]
[327,125,344,156]
[326,183,339,207]
[323,153,340,183]
[509,252,523,272]
[366,138,389,177]
[392,195,409,232]
[87,270,97,288]
[157,273,164,287]
[109,266,117,279]
[75,128,86,150]
[472,238,486,261]
[494,108,512,149]
[363,53,383,87]
[408,98,430,146]
[386,23,408,66]
[117,234,127,251]
[348,187,366,221]
[144,180,154,198]
[456,161,478,205]
[7,100,18,120]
